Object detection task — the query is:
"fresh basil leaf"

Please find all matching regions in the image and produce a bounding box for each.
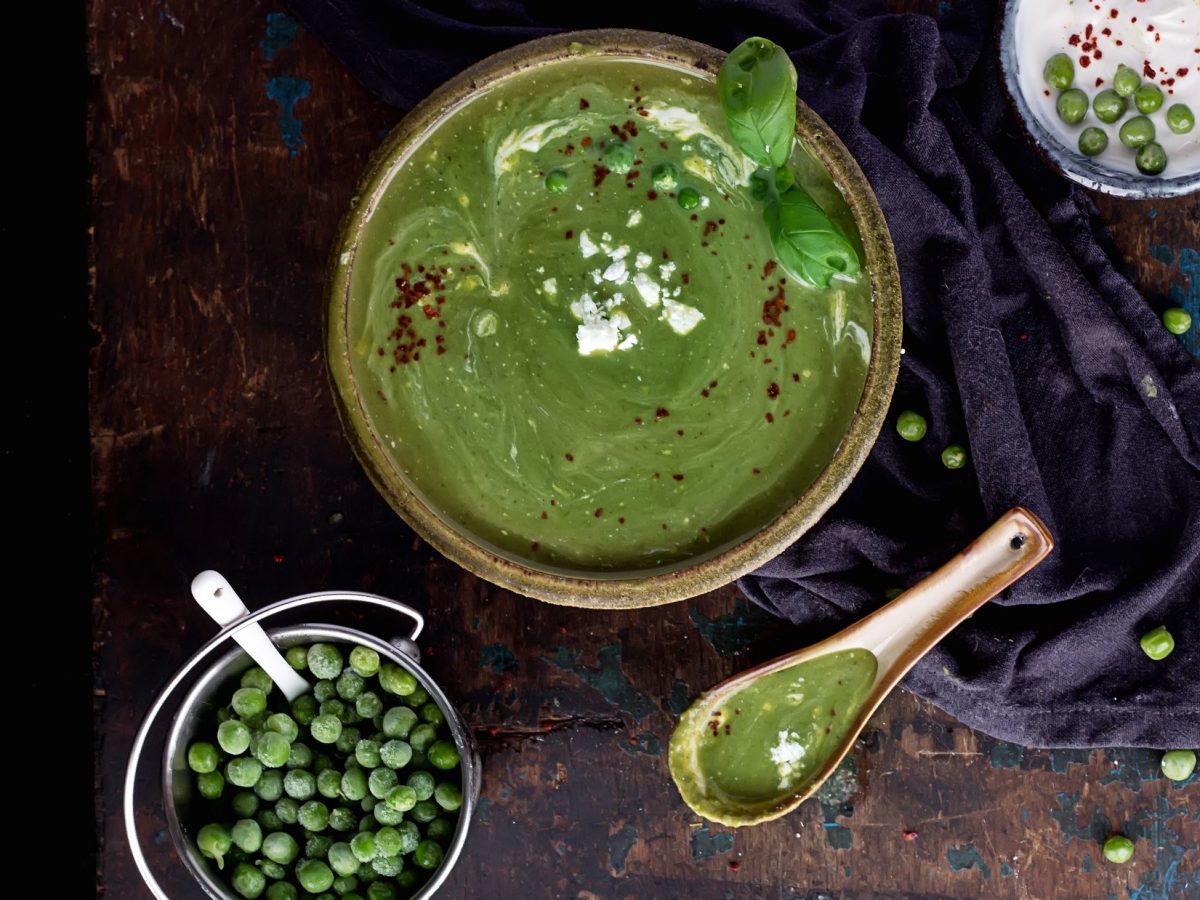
[765,185,861,288]
[718,37,798,169]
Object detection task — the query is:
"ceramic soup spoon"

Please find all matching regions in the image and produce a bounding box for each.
[668,507,1054,827]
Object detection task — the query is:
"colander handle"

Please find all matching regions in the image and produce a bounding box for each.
[124,588,425,899]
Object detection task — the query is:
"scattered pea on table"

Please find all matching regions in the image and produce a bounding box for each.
[896,410,927,442]
[941,444,968,469]
[1140,625,1174,660]
[1161,750,1197,782]
[1162,308,1192,336]
[1103,835,1135,864]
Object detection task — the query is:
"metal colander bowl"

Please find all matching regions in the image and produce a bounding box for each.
[125,590,480,899]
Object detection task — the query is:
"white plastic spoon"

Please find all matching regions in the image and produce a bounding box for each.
[190,569,311,702]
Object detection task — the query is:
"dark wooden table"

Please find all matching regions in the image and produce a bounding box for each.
[90,2,1199,897]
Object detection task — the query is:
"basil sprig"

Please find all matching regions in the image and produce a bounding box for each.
[718,37,861,288]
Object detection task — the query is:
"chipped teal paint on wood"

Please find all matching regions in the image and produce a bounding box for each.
[260,11,297,61]
[544,644,656,723]
[690,823,734,860]
[947,843,992,880]
[265,75,310,155]
[608,824,637,874]
[480,643,517,674]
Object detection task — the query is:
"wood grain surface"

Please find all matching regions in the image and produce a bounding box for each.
[90,1,1199,897]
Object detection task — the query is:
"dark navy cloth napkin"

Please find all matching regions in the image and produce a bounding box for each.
[288,0,1200,748]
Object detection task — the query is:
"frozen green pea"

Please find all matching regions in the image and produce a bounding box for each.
[369,767,399,799]
[379,663,417,697]
[355,739,382,769]
[403,685,430,709]
[1135,142,1167,176]
[297,858,336,892]
[231,862,266,898]
[232,687,268,718]
[1119,115,1155,148]
[311,714,343,745]
[426,817,454,842]
[241,666,274,694]
[231,791,259,817]
[351,831,378,863]
[227,757,263,788]
[651,162,680,192]
[411,800,438,823]
[219,720,252,755]
[232,818,263,853]
[197,823,232,869]
[413,840,444,870]
[677,186,702,210]
[374,826,402,858]
[188,741,219,774]
[292,694,319,726]
[256,809,282,831]
[385,784,417,812]
[254,731,292,768]
[371,855,403,877]
[262,831,299,865]
[1078,126,1108,157]
[287,741,313,770]
[321,698,347,719]
[266,713,299,742]
[1167,103,1195,135]
[317,768,343,798]
[369,883,400,900]
[312,752,335,773]
[284,769,316,800]
[418,702,445,729]
[544,168,570,193]
[395,821,420,854]
[427,740,460,771]
[1140,625,1174,660]
[1043,53,1074,90]
[1163,307,1192,335]
[265,883,297,900]
[299,799,330,832]
[1161,750,1196,781]
[1134,83,1163,114]
[285,645,309,670]
[341,767,369,801]
[337,670,365,701]
[382,707,418,739]
[335,726,363,755]
[1092,89,1126,124]
[333,875,360,895]
[314,679,337,702]
[197,770,225,800]
[274,797,299,824]
[1113,64,1140,98]
[307,834,334,858]
[329,806,358,832]
[434,782,463,811]
[349,646,380,677]
[355,692,383,720]
[308,643,345,680]
[361,795,378,813]
[380,740,413,770]
[409,724,437,752]
[257,859,286,880]
[254,769,284,801]
[328,841,360,876]
[372,802,404,826]
[1104,834,1134,864]
[406,770,435,801]
[941,444,968,470]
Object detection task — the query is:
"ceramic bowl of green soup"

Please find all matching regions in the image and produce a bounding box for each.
[327,29,902,607]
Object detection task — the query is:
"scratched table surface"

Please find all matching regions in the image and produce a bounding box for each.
[90,1,1199,897]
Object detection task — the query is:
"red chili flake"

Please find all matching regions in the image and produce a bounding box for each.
[594,508,603,517]
[530,542,540,552]
[762,291,787,327]
[763,357,773,365]
[767,383,780,399]
[1085,23,1094,37]
[623,119,640,137]
[676,429,684,436]
[540,511,548,520]
[1094,50,1103,59]
[618,517,625,524]
[902,830,919,842]
[710,380,718,388]
[701,389,710,398]
[593,165,612,187]
[565,453,574,462]
[565,229,574,239]
[550,499,557,506]
[703,220,719,237]
[765,412,775,423]
[1069,34,1081,46]
[672,474,684,481]
[1144,61,1156,78]
[729,861,740,872]
[563,144,574,157]
[653,472,660,479]
[756,331,768,346]
[559,626,568,634]
[1115,39,1123,46]
[272,554,285,564]
[579,98,590,110]
[682,273,690,285]
[580,136,593,147]
[647,190,658,200]
[752,468,761,475]
[1044,89,1051,96]
[655,407,670,419]
[1101,27,1112,35]
[724,724,731,735]
[1109,7,1118,16]
[488,726,499,737]
[1178,68,1190,77]
[1080,56,1091,68]
[785,328,797,344]
[1096,77,1104,87]
[634,417,643,425]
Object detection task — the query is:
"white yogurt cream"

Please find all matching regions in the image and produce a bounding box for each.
[1015,0,1200,176]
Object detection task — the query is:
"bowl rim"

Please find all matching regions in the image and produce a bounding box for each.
[995,0,1200,200]
[163,622,480,900]
[325,28,903,608]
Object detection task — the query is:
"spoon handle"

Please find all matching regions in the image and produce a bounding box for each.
[852,507,1054,680]
[191,570,312,702]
